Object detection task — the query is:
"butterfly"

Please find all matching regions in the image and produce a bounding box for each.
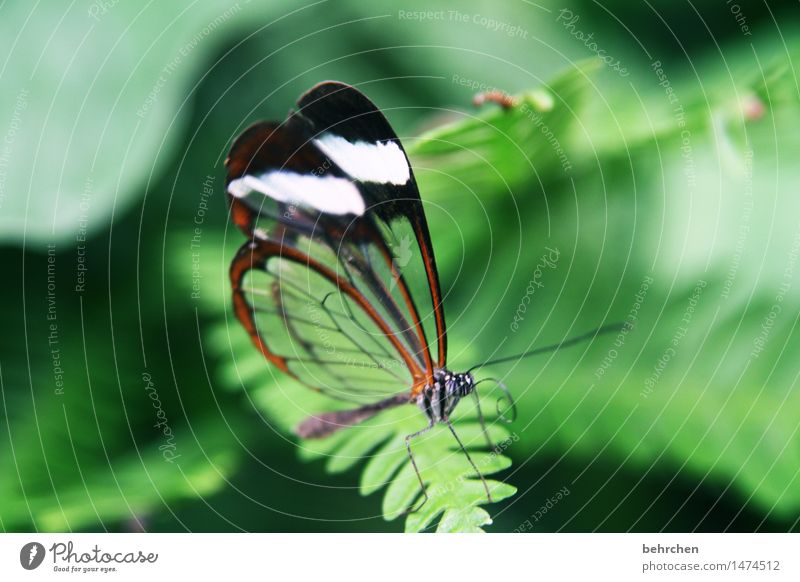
[224,81,613,509]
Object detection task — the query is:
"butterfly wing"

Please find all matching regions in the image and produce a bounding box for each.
[225,82,446,405]
[295,81,447,368]
[230,235,422,404]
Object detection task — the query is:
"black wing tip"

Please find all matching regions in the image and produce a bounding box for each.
[299,80,357,100]
[296,80,380,116]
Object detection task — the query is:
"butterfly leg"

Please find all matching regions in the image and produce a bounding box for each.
[404,421,435,513]
[446,420,493,503]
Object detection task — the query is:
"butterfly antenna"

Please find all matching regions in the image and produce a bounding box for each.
[446,421,493,503]
[468,322,625,373]
[475,377,517,423]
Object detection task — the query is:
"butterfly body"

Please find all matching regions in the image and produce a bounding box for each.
[417,369,474,424]
[292,368,475,439]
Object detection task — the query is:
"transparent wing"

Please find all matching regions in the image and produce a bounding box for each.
[230,229,426,404]
[295,81,447,368]
[225,82,449,402]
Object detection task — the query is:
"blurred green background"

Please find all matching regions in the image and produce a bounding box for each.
[1,0,799,532]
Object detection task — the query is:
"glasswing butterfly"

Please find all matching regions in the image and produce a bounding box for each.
[225,81,615,509]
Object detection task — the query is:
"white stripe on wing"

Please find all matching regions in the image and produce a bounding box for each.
[314,133,410,185]
[228,171,366,216]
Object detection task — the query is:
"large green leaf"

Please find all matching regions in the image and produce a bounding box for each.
[192,261,519,533]
[0,265,245,531]
[0,1,294,244]
[424,45,800,519]
[0,0,573,246]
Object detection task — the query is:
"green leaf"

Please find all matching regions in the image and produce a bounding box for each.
[183,236,519,532]
[408,59,600,205]
[206,322,517,531]
[0,294,245,531]
[0,234,252,531]
[427,42,800,520]
[0,1,294,244]
[15,415,242,531]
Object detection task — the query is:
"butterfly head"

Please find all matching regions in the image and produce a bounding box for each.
[417,369,475,423]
